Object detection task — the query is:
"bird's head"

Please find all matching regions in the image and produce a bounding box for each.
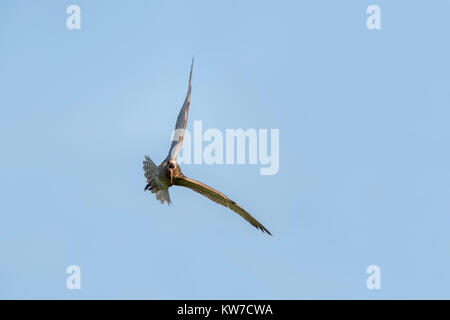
[168,160,177,184]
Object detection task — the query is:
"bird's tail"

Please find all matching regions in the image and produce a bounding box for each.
[143,155,157,182]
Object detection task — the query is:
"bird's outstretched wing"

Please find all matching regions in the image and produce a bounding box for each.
[173,176,272,235]
[166,58,194,161]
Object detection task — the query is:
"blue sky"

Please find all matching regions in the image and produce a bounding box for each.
[1,0,450,299]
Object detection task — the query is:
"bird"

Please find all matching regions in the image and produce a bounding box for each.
[143,58,271,235]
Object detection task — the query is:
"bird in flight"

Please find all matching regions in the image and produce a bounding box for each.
[143,58,271,235]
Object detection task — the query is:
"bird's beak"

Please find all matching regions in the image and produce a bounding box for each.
[170,169,174,184]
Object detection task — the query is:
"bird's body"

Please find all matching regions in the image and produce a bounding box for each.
[143,59,271,235]
[143,158,179,205]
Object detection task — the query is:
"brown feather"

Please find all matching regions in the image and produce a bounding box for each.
[166,58,194,161]
[174,176,272,235]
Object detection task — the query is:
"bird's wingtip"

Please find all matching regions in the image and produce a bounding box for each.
[254,223,272,236]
